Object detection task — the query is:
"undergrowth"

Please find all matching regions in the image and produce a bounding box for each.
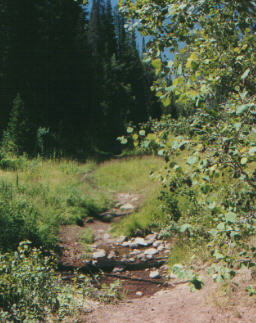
[0,242,123,322]
[0,155,109,251]
[0,154,165,251]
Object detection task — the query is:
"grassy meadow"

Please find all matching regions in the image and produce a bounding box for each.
[0,154,165,251]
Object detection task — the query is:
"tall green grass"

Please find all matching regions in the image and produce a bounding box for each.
[111,188,167,236]
[0,157,110,251]
[0,155,165,250]
[92,156,164,194]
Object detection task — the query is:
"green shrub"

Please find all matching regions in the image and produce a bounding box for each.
[0,242,59,322]
[0,153,28,171]
[0,242,123,322]
[0,181,58,251]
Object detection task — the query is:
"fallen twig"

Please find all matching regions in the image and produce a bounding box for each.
[103,273,190,287]
[104,273,167,285]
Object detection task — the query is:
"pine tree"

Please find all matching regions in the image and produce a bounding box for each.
[2,93,32,154]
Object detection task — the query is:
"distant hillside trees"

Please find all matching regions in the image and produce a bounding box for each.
[0,0,162,156]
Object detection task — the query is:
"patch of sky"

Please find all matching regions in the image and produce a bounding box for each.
[86,0,185,59]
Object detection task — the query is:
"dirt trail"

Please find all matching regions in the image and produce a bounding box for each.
[87,270,256,323]
[59,193,256,323]
[59,192,170,298]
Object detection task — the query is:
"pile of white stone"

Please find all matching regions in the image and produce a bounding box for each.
[89,232,170,279]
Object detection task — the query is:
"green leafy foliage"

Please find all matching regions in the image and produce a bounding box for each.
[121,0,256,288]
[0,242,60,321]
[0,242,123,321]
[172,264,204,291]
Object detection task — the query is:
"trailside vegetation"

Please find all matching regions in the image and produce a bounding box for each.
[0,0,164,320]
[0,155,163,320]
[1,0,256,319]
[120,0,256,290]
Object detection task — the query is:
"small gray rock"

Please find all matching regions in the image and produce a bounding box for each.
[130,237,149,248]
[122,241,131,247]
[93,249,106,259]
[107,250,116,259]
[157,245,164,252]
[149,270,160,279]
[128,257,135,262]
[161,265,169,271]
[169,273,177,279]
[137,254,146,261]
[117,236,127,244]
[153,240,162,248]
[145,233,158,241]
[120,203,134,210]
[130,249,140,256]
[144,248,158,256]
[136,291,143,296]
[112,267,124,273]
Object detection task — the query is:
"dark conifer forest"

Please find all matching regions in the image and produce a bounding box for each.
[0,0,161,157]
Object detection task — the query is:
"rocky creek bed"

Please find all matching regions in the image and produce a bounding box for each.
[58,193,173,298]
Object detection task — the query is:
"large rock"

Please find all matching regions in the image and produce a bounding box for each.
[93,249,106,259]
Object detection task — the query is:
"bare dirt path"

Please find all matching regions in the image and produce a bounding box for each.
[59,192,256,323]
[87,271,256,323]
